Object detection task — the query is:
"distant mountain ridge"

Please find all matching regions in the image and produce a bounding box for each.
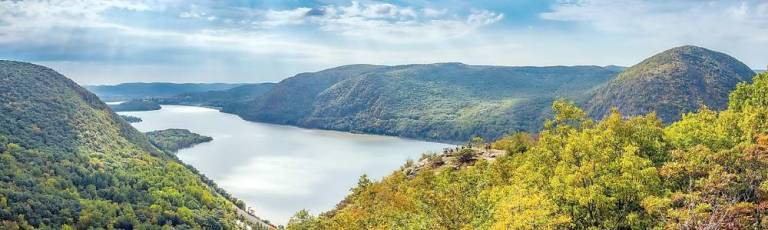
[224,63,621,142]
[92,64,622,142]
[87,45,757,143]
[86,82,248,101]
[158,83,277,108]
[585,45,755,123]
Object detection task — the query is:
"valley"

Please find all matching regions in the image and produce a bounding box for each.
[82,45,765,228]
[3,1,766,228]
[0,44,765,228]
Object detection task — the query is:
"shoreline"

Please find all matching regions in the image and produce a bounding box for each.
[122,103,462,146]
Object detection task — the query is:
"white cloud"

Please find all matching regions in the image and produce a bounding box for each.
[247,1,503,43]
[541,0,768,43]
[259,7,312,27]
[422,8,448,18]
[467,10,505,25]
[0,0,149,24]
[179,11,207,19]
[0,0,150,43]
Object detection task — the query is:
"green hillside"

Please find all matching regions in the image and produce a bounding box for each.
[290,71,768,229]
[585,45,755,123]
[224,64,389,124]
[226,63,621,142]
[0,61,268,229]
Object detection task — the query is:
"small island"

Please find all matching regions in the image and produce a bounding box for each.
[109,99,161,112]
[119,115,142,123]
[145,129,213,153]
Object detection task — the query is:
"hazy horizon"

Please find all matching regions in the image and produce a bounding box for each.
[75,62,768,86]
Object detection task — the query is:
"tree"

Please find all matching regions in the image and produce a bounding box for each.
[286,209,317,230]
[469,136,485,148]
[491,132,533,154]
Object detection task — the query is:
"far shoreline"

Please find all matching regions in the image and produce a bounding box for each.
[121,104,465,146]
[120,104,462,146]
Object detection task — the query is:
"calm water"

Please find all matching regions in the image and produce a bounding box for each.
[119,105,452,225]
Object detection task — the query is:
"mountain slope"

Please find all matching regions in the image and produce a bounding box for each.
[86,82,247,101]
[585,45,755,123]
[224,64,388,123]
[225,63,621,142]
[0,61,267,229]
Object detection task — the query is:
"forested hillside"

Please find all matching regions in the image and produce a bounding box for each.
[225,63,621,142]
[289,70,768,229]
[586,45,755,123]
[0,61,270,229]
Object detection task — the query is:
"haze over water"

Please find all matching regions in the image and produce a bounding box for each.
[119,105,452,225]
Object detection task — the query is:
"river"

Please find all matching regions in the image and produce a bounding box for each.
[118,105,452,225]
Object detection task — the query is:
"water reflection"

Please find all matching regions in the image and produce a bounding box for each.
[119,105,452,225]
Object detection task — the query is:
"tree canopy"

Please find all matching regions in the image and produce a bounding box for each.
[288,71,768,229]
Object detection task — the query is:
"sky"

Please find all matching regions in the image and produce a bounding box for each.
[0,0,766,85]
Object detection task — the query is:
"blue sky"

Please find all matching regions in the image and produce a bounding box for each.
[0,0,766,84]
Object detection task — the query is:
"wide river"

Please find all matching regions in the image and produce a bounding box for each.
[119,105,452,225]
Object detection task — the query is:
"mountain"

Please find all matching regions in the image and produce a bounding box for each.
[0,61,272,229]
[86,82,247,101]
[585,45,755,123]
[224,63,622,142]
[225,64,389,123]
[158,83,277,108]
[290,71,768,229]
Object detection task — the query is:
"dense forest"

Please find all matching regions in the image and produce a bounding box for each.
[0,61,273,229]
[288,71,768,229]
[146,129,213,153]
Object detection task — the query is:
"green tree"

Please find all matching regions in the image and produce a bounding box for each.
[286,209,317,230]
